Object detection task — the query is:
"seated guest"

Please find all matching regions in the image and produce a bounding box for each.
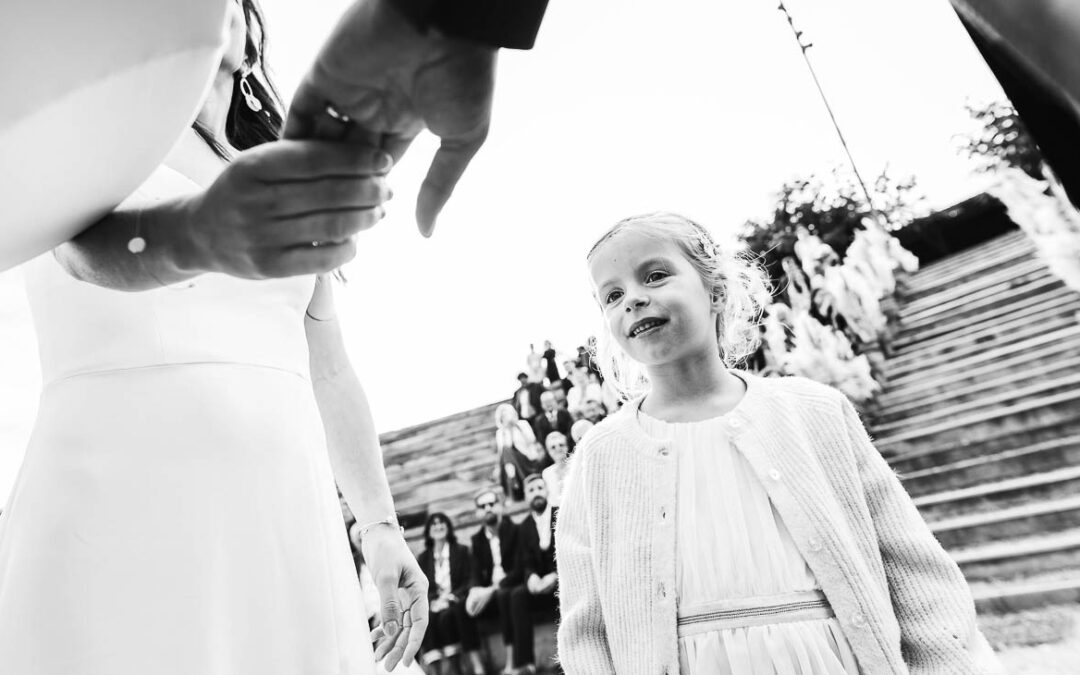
[566,366,604,417]
[569,419,594,446]
[540,432,570,508]
[511,372,543,421]
[465,488,524,672]
[494,404,552,502]
[581,397,608,425]
[532,391,574,452]
[417,513,482,675]
[509,475,559,673]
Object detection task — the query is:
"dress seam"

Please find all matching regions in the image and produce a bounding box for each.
[42,361,310,389]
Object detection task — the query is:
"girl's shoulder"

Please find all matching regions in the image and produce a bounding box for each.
[748,372,847,414]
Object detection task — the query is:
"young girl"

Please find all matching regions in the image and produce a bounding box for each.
[555,213,1001,674]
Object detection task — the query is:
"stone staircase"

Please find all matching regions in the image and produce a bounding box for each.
[378,402,517,551]
[874,229,1080,614]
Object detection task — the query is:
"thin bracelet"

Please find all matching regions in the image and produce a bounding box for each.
[127,207,194,290]
[357,516,403,539]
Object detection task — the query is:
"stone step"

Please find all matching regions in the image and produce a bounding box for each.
[877,338,1080,412]
[970,572,1080,614]
[886,413,1080,475]
[886,296,1080,374]
[903,246,1037,305]
[901,256,1046,317]
[875,372,1080,437]
[876,388,1080,458]
[930,494,1080,549]
[954,529,1080,583]
[885,323,1080,388]
[886,314,1078,382]
[380,401,502,442]
[892,286,1078,351]
[897,271,1063,333]
[384,425,494,465]
[876,354,1080,424]
[901,434,1080,497]
[904,231,1032,295]
[915,465,1080,521]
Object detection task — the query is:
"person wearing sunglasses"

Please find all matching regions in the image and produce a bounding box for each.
[464,488,524,673]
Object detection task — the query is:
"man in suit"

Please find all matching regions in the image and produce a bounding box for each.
[511,372,544,421]
[508,475,559,673]
[531,391,574,453]
[465,487,523,671]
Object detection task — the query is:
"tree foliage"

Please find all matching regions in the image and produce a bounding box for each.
[740,167,926,300]
[957,100,1042,178]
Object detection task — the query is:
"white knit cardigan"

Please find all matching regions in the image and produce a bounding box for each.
[554,372,1002,674]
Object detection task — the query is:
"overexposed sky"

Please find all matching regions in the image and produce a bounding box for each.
[0,0,1005,503]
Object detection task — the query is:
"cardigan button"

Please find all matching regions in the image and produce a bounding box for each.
[658,446,669,457]
[850,612,867,628]
[729,417,742,428]
[808,537,823,552]
[768,468,782,482]
[660,506,668,520]
[658,583,667,598]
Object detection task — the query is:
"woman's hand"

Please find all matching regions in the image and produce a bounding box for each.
[180,139,393,279]
[362,525,429,670]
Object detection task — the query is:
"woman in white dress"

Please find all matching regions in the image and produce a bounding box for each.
[0,2,427,673]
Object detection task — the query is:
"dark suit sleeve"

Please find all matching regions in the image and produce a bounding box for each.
[469,532,488,589]
[500,520,525,588]
[392,0,550,50]
[417,549,439,601]
[451,543,473,600]
[517,520,539,582]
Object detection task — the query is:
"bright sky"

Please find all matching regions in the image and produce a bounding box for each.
[0,0,1006,503]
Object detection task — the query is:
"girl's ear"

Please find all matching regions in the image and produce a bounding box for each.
[710,287,725,313]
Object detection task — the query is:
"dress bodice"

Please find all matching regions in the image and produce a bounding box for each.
[22,163,316,386]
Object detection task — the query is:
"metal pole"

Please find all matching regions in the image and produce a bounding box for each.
[777,1,878,213]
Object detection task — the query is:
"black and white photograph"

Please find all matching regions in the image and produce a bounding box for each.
[1,0,1079,673]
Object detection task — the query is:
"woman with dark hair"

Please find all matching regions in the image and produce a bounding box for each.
[417,513,484,675]
[0,2,425,673]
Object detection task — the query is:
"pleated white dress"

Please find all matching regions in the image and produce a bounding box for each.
[0,159,374,674]
[637,411,862,675]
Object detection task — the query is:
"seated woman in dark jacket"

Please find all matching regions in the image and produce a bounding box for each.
[416,513,483,675]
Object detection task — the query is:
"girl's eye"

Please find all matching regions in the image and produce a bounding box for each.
[604,289,623,305]
[646,270,669,283]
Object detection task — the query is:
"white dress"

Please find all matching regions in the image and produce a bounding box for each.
[0,159,373,674]
[637,411,862,675]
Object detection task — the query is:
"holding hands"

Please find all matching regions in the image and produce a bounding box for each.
[181,139,392,279]
[363,525,429,670]
[285,0,496,237]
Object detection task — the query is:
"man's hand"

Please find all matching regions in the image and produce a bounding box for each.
[362,525,429,670]
[285,0,496,238]
[182,139,391,278]
[540,572,558,595]
[465,585,494,617]
[527,573,543,595]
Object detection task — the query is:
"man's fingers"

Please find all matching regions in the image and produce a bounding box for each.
[272,207,386,244]
[267,239,358,277]
[241,139,393,182]
[264,176,390,219]
[415,138,483,237]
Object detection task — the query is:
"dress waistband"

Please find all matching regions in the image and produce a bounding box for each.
[677,590,834,637]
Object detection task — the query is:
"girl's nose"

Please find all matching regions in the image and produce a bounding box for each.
[625,290,651,312]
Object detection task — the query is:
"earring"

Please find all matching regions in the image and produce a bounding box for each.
[239,73,263,112]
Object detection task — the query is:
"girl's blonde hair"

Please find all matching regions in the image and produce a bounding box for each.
[587,212,772,400]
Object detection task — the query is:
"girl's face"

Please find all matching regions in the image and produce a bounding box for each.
[590,229,720,369]
[430,519,448,542]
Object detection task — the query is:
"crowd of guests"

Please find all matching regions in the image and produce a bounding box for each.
[343,482,560,675]
[497,340,614,505]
